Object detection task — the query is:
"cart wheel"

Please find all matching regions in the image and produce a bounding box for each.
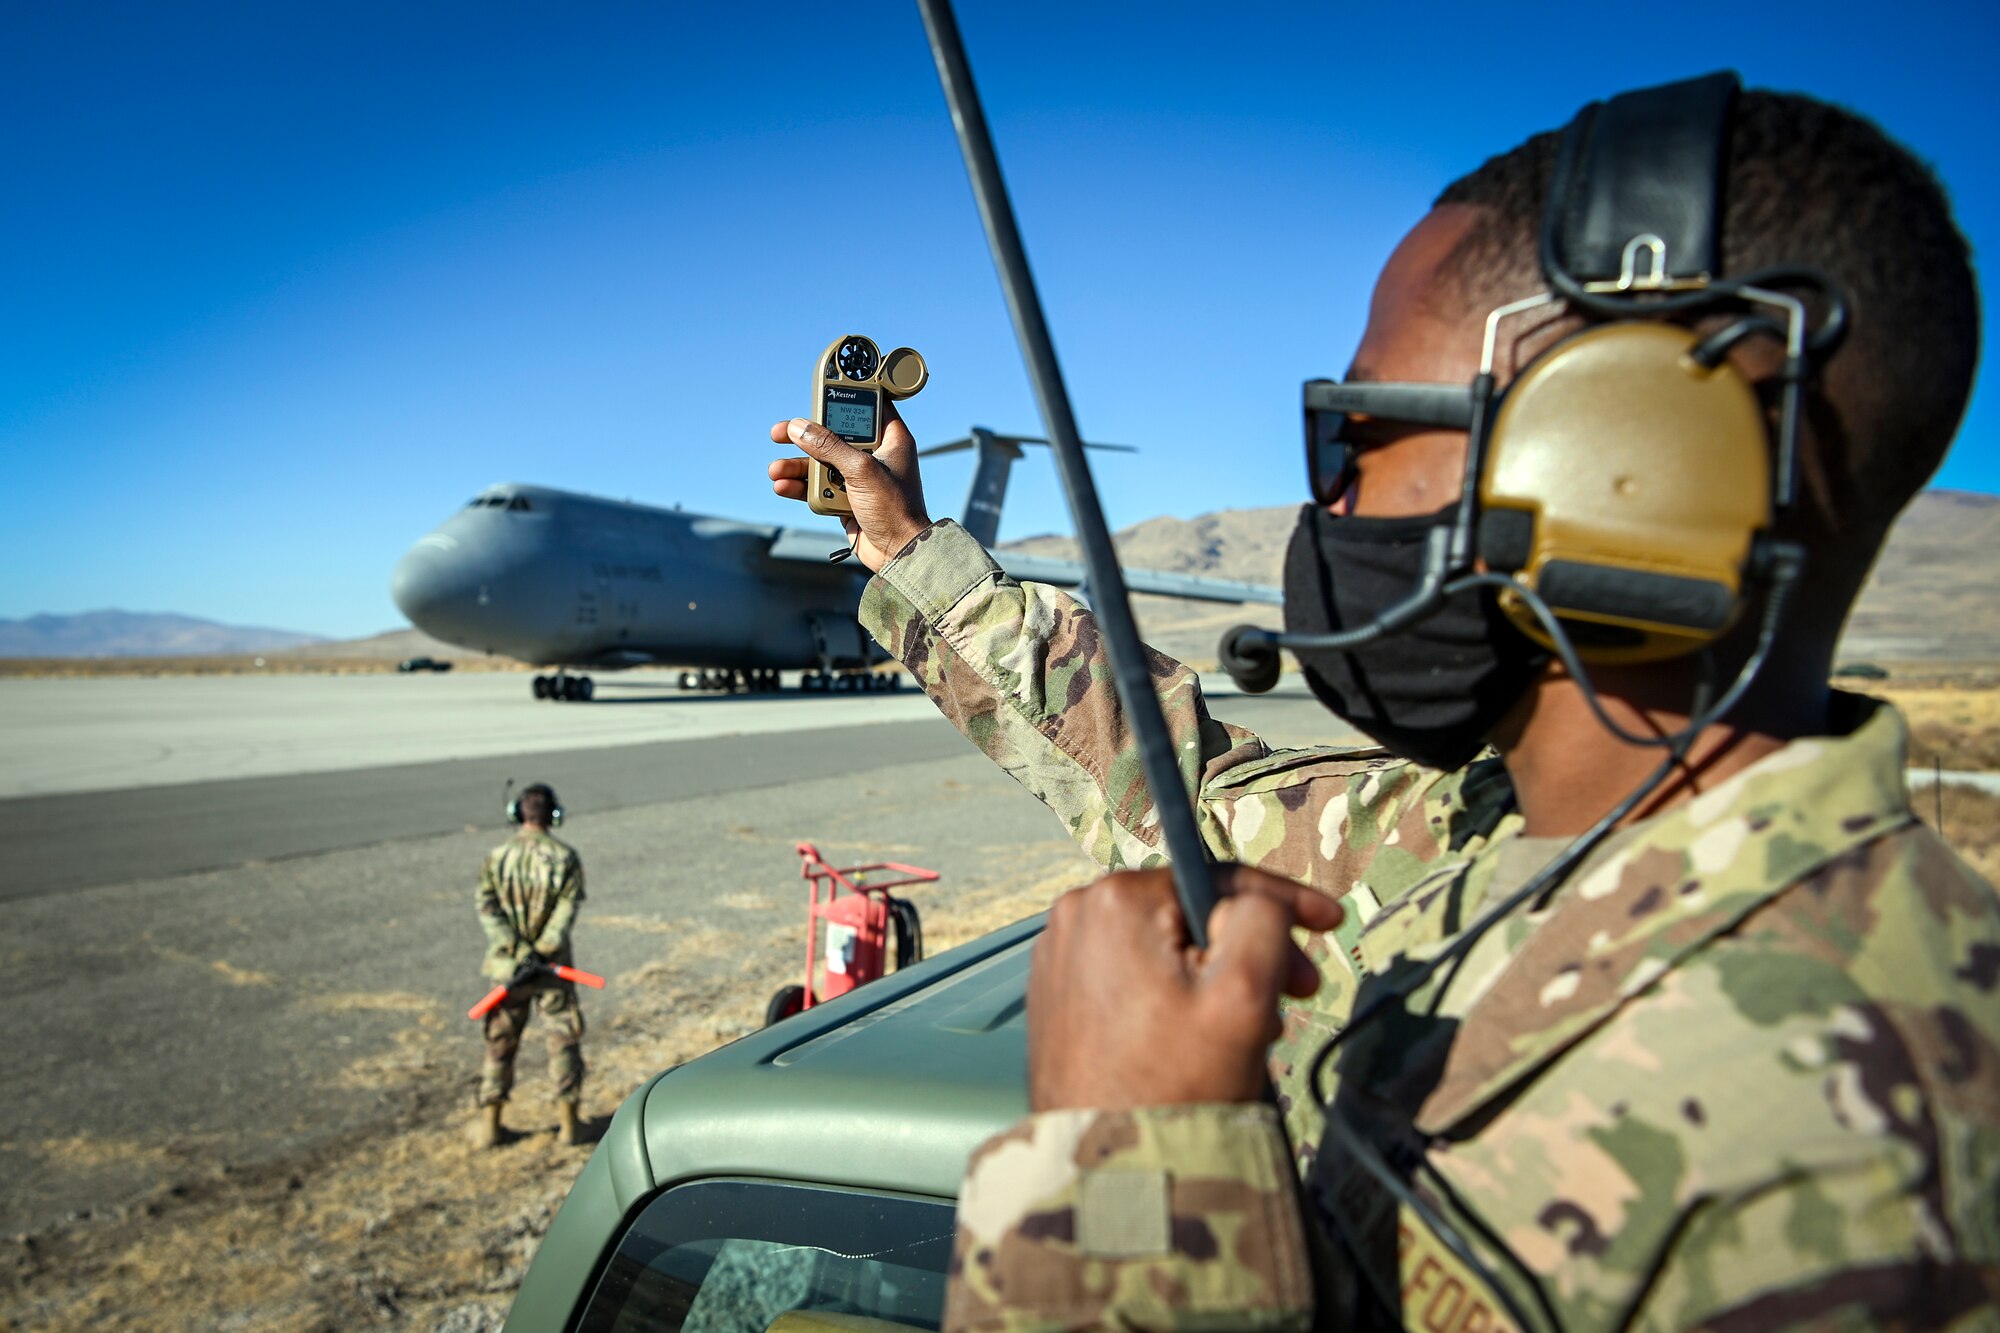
[764,984,807,1027]
[888,897,924,970]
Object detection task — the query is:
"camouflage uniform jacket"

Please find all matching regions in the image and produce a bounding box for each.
[858,520,2000,1332]
[477,829,585,981]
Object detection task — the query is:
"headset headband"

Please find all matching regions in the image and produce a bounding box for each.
[1551,71,1738,284]
[505,781,562,826]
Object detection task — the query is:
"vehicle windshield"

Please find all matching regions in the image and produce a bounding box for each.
[577,1180,952,1333]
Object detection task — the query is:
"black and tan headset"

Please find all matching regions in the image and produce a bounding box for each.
[504,780,564,828]
[1223,70,1848,691]
[1473,71,1844,663]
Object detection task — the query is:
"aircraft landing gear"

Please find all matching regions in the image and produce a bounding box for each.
[676,668,783,694]
[533,673,594,702]
[798,670,903,693]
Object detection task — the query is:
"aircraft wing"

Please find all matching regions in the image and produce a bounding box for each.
[763,526,1280,605]
[995,553,1282,605]
[765,526,856,564]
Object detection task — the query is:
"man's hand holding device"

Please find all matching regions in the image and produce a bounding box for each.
[768,334,931,571]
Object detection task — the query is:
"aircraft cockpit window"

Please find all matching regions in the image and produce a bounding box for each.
[508,496,532,512]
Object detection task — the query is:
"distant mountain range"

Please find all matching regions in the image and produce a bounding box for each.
[1002,488,2000,667]
[0,611,328,658]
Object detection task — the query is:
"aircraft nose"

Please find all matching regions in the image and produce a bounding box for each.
[392,536,485,635]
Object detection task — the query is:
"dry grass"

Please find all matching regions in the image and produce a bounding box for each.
[208,961,278,988]
[31,1139,178,1175]
[300,991,438,1016]
[584,913,681,936]
[1935,786,2000,885]
[1867,679,2000,771]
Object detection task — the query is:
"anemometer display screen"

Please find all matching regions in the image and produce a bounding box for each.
[823,386,880,443]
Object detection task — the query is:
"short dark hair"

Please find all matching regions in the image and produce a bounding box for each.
[1433,89,1980,565]
[519,784,556,825]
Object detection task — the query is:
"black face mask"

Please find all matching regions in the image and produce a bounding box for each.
[1282,503,1549,771]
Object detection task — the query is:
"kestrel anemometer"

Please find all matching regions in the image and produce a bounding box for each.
[806,334,928,517]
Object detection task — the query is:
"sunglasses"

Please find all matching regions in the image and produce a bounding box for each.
[1303,379,1477,506]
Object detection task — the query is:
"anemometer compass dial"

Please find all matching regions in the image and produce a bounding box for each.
[806,334,928,517]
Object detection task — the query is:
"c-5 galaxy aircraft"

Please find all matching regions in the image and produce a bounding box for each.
[390,429,1280,701]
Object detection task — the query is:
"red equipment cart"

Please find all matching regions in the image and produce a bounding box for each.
[765,841,934,1026]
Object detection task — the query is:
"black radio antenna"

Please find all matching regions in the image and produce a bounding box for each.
[914,0,1219,943]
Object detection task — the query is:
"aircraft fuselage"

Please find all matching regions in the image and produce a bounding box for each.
[391,485,877,671]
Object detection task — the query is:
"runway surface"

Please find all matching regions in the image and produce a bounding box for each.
[0,670,949,798]
[3,670,1354,1235]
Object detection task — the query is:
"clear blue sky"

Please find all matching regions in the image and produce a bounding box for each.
[5,1,1995,638]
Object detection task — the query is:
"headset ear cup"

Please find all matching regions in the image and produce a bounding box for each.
[1479,322,1771,663]
[506,798,521,824]
[550,806,564,828]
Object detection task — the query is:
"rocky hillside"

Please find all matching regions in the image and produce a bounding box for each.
[1839,490,2000,663]
[275,626,470,661]
[1002,489,2000,667]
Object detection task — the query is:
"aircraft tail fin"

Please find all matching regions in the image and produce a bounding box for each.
[920,429,1136,549]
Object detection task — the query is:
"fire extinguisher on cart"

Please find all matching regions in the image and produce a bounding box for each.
[764,842,932,1026]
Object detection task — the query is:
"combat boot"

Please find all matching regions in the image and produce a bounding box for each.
[558,1101,583,1146]
[471,1102,505,1149]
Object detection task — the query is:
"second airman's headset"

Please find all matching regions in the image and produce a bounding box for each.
[1220,70,1849,753]
[504,780,564,828]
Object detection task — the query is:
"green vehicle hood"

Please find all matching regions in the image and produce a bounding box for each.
[506,914,1040,1332]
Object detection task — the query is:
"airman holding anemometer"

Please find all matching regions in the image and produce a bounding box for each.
[770,78,1999,1330]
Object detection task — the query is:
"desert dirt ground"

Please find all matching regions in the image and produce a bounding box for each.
[4,673,1996,1332]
